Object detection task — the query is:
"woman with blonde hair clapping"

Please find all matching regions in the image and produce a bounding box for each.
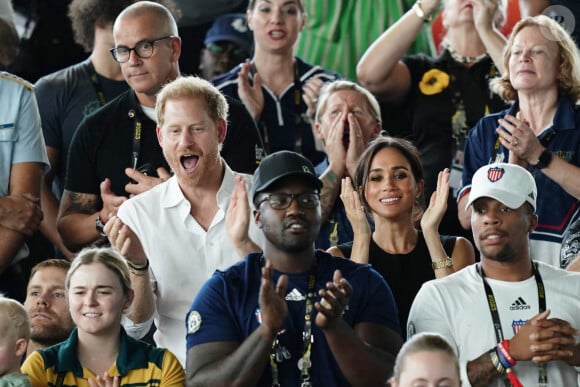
[22,247,184,387]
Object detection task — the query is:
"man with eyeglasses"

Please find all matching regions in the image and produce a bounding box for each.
[185,150,403,386]
[35,0,180,262]
[58,1,263,253]
[198,13,253,81]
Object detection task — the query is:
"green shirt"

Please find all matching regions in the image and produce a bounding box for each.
[295,0,435,81]
[21,328,184,387]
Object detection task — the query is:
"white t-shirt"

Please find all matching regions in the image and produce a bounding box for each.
[119,164,263,366]
[408,261,580,387]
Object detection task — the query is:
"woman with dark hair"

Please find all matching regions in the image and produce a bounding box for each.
[357,0,509,238]
[458,15,580,267]
[328,136,474,335]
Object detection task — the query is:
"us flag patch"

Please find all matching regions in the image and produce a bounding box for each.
[512,319,526,335]
[487,166,505,182]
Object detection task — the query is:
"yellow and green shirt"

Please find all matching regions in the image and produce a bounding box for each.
[21,328,184,387]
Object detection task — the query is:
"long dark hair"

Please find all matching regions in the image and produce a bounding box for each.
[354,136,425,221]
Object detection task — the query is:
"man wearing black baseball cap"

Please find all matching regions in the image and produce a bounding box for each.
[251,149,322,201]
[185,150,403,386]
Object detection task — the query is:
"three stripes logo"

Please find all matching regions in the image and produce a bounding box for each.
[285,288,306,301]
[509,297,531,311]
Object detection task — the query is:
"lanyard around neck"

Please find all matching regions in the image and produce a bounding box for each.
[88,62,107,107]
[252,61,304,155]
[262,255,317,387]
[477,262,547,385]
[127,109,142,169]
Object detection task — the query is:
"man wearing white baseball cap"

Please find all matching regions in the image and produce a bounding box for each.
[465,163,537,212]
[408,163,580,387]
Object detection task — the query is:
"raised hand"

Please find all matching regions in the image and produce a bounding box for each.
[315,269,352,330]
[99,178,127,223]
[344,113,367,178]
[497,113,544,167]
[237,60,264,121]
[259,259,288,338]
[340,177,370,238]
[104,216,147,266]
[420,168,450,232]
[302,75,325,123]
[323,110,348,177]
[471,0,500,32]
[226,175,259,257]
[88,372,121,387]
[124,166,171,196]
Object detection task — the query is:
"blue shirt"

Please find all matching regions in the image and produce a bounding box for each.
[0,72,49,196]
[461,96,580,267]
[213,57,341,165]
[186,250,400,386]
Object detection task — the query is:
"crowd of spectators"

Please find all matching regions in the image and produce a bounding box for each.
[1,0,579,385]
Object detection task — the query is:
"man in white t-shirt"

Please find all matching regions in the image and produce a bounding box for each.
[408,163,580,386]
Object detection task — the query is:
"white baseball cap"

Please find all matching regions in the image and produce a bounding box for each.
[465,163,537,211]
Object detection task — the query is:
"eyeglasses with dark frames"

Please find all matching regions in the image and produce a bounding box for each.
[110,36,174,63]
[206,43,249,61]
[258,193,320,210]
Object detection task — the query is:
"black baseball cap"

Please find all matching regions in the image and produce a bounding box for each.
[252,151,322,200]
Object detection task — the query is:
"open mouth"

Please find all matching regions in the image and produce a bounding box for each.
[285,219,308,232]
[180,154,199,171]
[269,30,286,39]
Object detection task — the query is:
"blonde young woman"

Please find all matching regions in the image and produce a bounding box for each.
[22,247,184,387]
[357,0,508,238]
[328,137,474,335]
[389,332,461,387]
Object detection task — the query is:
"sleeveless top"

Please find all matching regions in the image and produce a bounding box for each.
[336,232,456,337]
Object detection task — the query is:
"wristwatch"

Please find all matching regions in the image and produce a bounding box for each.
[95,214,107,237]
[533,150,553,169]
[413,0,433,23]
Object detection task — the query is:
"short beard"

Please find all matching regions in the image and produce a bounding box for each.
[265,231,315,254]
[481,244,516,263]
[31,326,73,347]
